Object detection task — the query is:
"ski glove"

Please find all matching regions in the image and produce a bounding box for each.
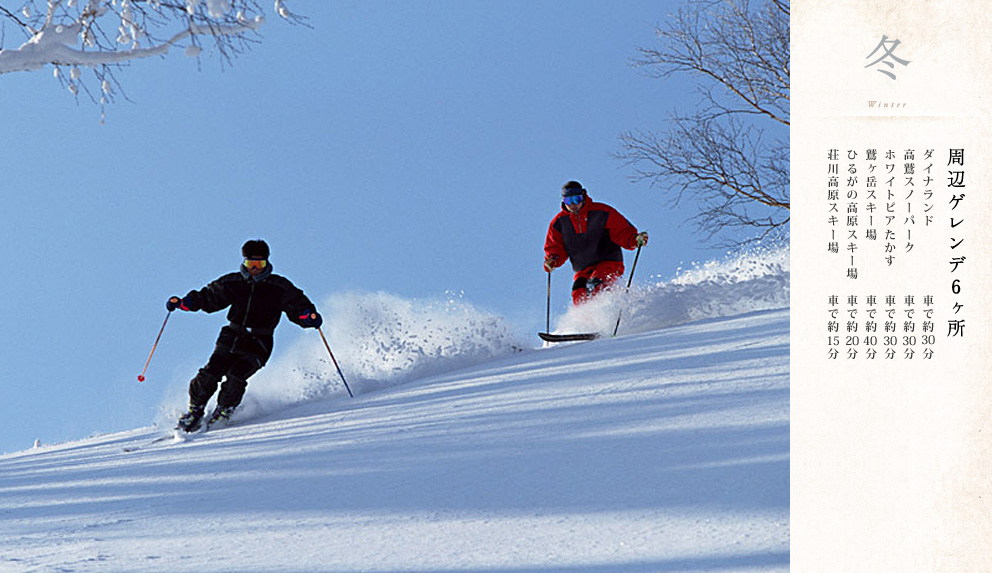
[635,232,649,247]
[166,296,192,312]
[299,311,323,329]
[544,256,559,273]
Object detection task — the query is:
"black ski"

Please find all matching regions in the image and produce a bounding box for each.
[538,332,600,342]
[123,431,182,452]
[123,410,238,452]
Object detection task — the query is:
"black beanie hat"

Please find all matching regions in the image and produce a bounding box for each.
[242,239,270,260]
[561,181,585,197]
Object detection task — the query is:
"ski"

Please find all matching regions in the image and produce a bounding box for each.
[538,331,600,342]
[123,410,236,452]
[123,430,185,453]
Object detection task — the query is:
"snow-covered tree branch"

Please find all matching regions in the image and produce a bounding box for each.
[0,0,304,107]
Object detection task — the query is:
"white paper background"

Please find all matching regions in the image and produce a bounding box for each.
[792,1,992,570]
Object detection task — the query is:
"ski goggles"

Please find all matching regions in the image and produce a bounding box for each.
[562,193,585,206]
[244,258,268,270]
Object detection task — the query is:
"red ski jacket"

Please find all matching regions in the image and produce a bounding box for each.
[544,196,640,273]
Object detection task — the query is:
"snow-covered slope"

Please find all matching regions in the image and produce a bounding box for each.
[0,246,789,572]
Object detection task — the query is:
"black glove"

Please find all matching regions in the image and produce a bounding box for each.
[298,311,322,328]
[166,296,191,312]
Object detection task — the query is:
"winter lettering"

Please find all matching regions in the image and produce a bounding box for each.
[867,101,908,109]
[865,35,911,80]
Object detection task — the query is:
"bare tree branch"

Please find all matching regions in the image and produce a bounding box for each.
[618,0,789,247]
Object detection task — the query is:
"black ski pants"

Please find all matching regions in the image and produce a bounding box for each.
[189,325,273,410]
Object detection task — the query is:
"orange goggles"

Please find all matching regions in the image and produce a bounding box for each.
[244,258,268,270]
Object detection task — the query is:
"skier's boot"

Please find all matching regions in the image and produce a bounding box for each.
[177,404,205,433]
[206,405,236,429]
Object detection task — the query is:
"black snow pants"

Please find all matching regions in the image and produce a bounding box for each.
[188,325,274,409]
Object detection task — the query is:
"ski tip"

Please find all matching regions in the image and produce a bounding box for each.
[123,430,183,453]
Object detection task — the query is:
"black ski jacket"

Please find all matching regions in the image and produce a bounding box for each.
[180,265,316,334]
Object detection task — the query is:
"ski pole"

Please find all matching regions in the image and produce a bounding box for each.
[612,245,642,337]
[317,326,354,398]
[546,270,552,334]
[138,311,172,382]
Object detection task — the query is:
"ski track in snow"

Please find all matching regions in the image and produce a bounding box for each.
[0,246,789,572]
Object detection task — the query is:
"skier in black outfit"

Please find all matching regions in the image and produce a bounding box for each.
[167,239,323,432]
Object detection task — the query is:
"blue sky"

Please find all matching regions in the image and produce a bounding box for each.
[0,1,772,453]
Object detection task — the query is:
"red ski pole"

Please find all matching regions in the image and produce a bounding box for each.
[138,311,172,382]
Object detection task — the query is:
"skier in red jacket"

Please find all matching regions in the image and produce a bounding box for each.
[544,181,648,305]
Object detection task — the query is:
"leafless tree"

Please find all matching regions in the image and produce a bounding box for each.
[0,0,305,112]
[618,0,789,246]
